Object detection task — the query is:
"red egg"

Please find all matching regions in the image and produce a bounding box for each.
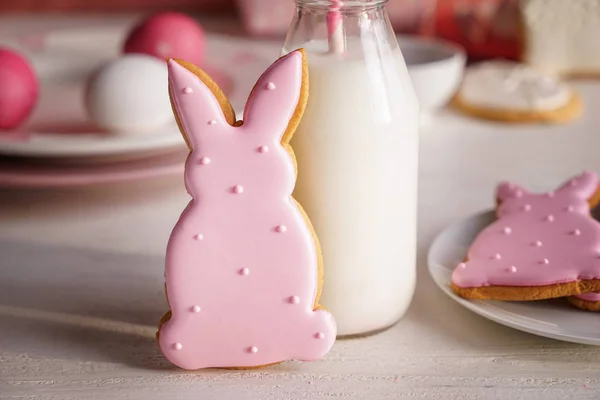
[123,12,205,66]
[0,48,38,130]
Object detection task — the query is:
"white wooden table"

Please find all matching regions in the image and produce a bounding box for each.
[1,15,600,400]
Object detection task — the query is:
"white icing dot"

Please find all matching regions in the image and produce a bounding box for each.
[491,253,502,260]
[523,204,532,211]
[539,258,549,265]
[502,227,512,234]
[248,346,258,354]
[545,214,555,222]
[572,229,581,236]
[315,332,325,339]
[199,157,211,165]
[515,190,523,198]
[508,266,518,273]
[276,225,287,233]
[191,305,201,313]
[232,185,244,194]
[289,295,300,304]
[182,87,193,94]
[532,240,543,247]
[174,343,183,350]
[258,145,269,153]
[240,268,250,276]
[566,205,575,212]
[208,120,217,125]
[266,82,276,90]
[194,233,204,241]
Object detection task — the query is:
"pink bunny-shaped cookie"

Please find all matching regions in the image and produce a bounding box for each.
[157,50,336,370]
[452,171,600,300]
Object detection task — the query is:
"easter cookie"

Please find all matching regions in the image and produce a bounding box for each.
[567,293,600,312]
[452,60,582,124]
[157,49,336,370]
[451,171,600,301]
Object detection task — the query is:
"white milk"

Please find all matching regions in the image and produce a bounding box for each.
[290,44,419,336]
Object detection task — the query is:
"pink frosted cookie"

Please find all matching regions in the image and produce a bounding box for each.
[567,292,600,312]
[451,171,600,301]
[157,49,336,370]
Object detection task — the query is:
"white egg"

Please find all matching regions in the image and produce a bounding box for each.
[85,54,173,132]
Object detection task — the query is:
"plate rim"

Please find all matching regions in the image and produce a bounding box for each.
[427,209,600,346]
[0,29,271,159]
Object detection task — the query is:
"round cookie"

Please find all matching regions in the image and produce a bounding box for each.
[452,60,582,124]
[567,293,600,312]
[451,171,600,301]
[157,49,336,370]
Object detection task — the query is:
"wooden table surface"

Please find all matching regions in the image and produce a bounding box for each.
[1,14,600,400]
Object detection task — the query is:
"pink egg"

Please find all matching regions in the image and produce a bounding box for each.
[123,12,205,66]
[0,48,38,130]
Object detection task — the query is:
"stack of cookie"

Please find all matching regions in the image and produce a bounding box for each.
[451,171,600,312]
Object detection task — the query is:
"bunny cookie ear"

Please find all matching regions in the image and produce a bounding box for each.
[167,59,237,150]
[557,171,599,200]
[242,49,308,145]
[496,182,529,203]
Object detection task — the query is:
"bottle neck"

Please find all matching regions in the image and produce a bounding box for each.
[295,0,388,11]
[284,0,395,56]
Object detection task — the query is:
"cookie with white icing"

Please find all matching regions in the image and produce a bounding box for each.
[453,60,582,123]
[521,0,600,77]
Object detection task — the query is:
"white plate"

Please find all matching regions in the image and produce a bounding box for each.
[428,210,600,346]
[0,28,278,159]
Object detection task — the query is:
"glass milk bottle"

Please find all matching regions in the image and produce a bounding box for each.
[283,0,419,337]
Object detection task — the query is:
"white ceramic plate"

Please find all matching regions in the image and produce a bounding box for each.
[0,28,277,159]
[428,210,600,346]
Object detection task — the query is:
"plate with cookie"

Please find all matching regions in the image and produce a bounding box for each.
[428,171,600,345]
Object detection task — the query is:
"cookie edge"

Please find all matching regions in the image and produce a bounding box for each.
[452,91,583,124]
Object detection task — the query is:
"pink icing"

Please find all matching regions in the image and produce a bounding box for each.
[452,172,600,289]
[158,50,336,370]
[575,292,600,302]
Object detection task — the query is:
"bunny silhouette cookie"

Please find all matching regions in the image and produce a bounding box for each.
[157,50,336,370]
[451,172,600,301]
[568,293,600,312]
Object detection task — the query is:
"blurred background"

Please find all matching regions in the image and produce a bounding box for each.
[0,0,520,61]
